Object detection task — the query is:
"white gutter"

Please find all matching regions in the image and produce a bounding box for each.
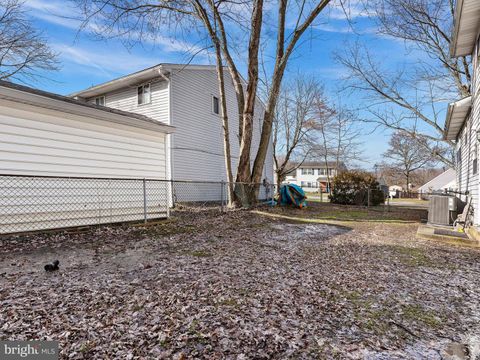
[450,0,465,57]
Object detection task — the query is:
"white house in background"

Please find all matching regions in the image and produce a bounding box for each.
[444,0,480,227]
[283,161,346,192]
[71,64,274,186]
[388,185,403,198]
[417,169,457,194]
[0,80,174,233]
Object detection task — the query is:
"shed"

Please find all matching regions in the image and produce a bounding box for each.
[0,81,174,234]
[417,169,457,194]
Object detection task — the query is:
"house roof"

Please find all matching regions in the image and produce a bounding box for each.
[417,168,456,192]
[70,63,219,99]
[0,80,175,133]
[450,0,480,57]
[297,161,346,169]
[444,96,472,140]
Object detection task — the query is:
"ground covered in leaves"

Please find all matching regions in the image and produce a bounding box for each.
[1,203,480,359]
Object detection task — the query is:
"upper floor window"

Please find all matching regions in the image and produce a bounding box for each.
[212,95,219,115]
[138,83,151,105]
[95,96,105,106]
[301,168,314,175]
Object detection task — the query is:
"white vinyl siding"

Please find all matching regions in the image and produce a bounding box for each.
[0,99,168,233]
[170,68,274,184]
[88,79,169,124]
[456,42,480,225]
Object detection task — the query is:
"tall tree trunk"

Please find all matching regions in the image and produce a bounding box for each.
[233,0,264,206]
[251,0,331,186]
[214,46,234,205]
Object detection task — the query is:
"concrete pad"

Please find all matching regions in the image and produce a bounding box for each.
[416,224,480,248]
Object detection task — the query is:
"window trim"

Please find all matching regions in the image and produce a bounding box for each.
[212,95,220,115]
[137,83,151,106]
[95,96,105,106]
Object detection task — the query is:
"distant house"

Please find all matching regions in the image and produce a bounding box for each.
[417,169,457,194]
[283,161,347,192]
[444,0,480,226]
[388,185,403,198]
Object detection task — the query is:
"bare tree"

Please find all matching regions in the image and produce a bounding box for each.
[272,75,325,191]
[383,131,436,191]
[337,0,470,168]
[0,0,58,82]
[74,0,335,206]
[310,101,363,187]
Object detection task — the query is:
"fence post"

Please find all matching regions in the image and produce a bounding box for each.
[143,178,147,224]
[271,184,274,206]
[166,180,170,218]
[170,179,175,208]
[221,180,225,213]
[367,187,371,208]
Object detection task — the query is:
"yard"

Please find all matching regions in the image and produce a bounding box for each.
[1,203,480,359]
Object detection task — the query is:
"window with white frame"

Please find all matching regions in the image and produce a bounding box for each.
[137,83,151,105]
[95,96,105,106]
[301,168,314,175]
[212,95,219,115]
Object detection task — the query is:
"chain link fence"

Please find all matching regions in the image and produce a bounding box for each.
[0,175,276,235]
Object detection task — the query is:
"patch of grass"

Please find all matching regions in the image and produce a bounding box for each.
[187,319,209,345]
[401,304,441,328]
[218,298,238,307]
[79,341,94,354]
[131,304,143,312]
[392,245,434,267]
[188,250,212,257]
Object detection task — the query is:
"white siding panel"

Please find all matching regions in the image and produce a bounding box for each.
[89,79,170,124]
[170,68,274,184]
[0,102,168,233]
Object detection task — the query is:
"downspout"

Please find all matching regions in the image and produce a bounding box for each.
[158,68,174,208]
[157,68,173,182]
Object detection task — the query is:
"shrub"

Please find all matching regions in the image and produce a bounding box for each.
[329,171,385,206]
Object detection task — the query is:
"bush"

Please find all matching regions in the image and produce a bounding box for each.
[329,171,385,206]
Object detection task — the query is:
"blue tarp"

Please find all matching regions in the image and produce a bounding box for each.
[279,184,307,208]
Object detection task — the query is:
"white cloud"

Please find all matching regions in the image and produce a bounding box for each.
[327,0,369,20]
[52,43,162,76]
[24,0,206,57]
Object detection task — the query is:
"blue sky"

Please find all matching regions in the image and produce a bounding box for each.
[22,0,442,170]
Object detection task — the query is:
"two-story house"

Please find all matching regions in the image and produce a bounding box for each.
[71,64,274,185]
[284,161,346,192]
[444,0,480,229]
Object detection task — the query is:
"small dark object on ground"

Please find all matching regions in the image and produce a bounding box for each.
[44,260,59,272]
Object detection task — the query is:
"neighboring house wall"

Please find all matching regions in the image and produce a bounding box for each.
[0,98,169,233]
[89,79,170,124]
[170,68,273,183]
[86,67,274,186]
[288,167,338,192]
